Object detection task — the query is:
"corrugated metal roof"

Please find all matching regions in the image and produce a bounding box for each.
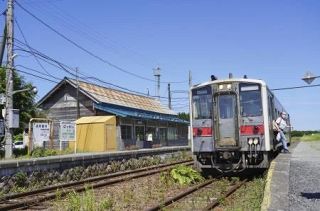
[94,103,188,124]
[68,79,176,115]
[75,116,116,124]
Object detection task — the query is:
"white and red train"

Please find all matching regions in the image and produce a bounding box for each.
[190,76,291,173]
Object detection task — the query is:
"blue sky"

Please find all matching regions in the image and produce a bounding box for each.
[1,0,320,130]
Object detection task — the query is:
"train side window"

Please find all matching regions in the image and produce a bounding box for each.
[268,96,273,120]
[192,87,212,119]
[239,84,262,117]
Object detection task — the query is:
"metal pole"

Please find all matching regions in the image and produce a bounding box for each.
[188,70,192,145]
[28,119,32,155]
[4,0,14,159]
[189,70,192,87]
[153,67,160,100]
[168,83,171,109]
[76,67,80,119]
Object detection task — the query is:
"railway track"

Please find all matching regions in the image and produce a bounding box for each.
[145,177,248,211]
[0,159,193,211]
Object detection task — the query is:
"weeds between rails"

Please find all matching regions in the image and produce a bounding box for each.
[0,160,193,211]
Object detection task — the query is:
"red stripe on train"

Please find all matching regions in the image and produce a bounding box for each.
[240,125,264,135]
[193,127,213,137]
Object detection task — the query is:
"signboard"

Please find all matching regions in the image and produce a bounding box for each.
[0,119,4,137]
[9,109,19,128]
[60,122,75,142]
[1,109,19,128]
[0,94,5,105]
[32,122,50,147]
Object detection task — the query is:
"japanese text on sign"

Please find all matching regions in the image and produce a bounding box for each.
[32,123,50,147]
[60,122,75,142]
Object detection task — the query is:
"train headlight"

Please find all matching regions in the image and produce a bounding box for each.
[226,84,232,89]
[219,84,224,90]
[248,138,253,145]
[253,138,259,145]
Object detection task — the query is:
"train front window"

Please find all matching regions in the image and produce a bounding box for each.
[218,95,235,119]
[240,84,262,117]
[192,89,212,119]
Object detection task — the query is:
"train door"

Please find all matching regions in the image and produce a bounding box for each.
[215,94,238,148]
[268,94,276,149]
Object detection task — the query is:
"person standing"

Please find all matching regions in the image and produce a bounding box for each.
[275,112,290,153]
[146,130,153,148]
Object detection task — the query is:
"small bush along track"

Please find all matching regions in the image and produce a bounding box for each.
[0,159,193,210]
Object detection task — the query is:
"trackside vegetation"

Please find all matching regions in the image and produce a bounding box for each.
[291,130,320,142]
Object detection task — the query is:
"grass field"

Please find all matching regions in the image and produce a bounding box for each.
[292,133,320,142]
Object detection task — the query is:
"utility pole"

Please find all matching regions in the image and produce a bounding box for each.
[168,83,171,109]
[189,70,192,88]
[153,67,161,100]
[76,67,80,119]
[4,0,14,159]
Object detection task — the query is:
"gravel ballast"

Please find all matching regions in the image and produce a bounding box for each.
[289,141,320,211]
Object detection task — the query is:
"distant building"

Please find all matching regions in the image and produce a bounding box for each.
[37,78,188,150]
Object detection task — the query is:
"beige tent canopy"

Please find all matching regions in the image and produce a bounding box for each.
[74,116,116,152]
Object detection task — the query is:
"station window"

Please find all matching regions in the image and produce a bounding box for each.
[168,127,178,140]
[135,126,144,141]
[121,125,132,140]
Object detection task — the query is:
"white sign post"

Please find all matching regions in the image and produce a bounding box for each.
[59,121,75,150]
[0,93,5,105]
[32,122,50,148]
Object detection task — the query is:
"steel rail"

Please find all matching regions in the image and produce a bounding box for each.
[202,178,248,211]
[0,160,193,211]
[0,159,192,201]
[145,177,248,211]
[145,178,217,211]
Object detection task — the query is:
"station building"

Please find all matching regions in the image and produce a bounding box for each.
[37,78,188,151]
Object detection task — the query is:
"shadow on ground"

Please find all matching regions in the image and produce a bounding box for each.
[301,192,320,199]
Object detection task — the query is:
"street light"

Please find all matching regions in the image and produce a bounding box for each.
[302,71,320,85]
[12,86,37,95]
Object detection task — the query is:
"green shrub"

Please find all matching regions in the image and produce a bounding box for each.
[14,171,28,187]
[30,148,66,158]
[63,187,111,211]
[13,133,23,141]
[99,198,114,210]
[170,165,204,185]
[66,191,81,211]
[13,147,28,157]
[44,149,58,156]
[31,147,46,157]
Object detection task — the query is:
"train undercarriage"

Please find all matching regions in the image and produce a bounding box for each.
[195,150,273,173]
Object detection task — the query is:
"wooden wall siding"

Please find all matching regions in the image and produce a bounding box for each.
[95,109,115,117]
[40,83,94,121]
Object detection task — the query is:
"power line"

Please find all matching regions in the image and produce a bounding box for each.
[15,45,148,96]
[15,64,63,81]
[15,1,187,84]
[14,41,188,100]
[14,17,61,81]
[24,1,161,67]
[15,66,187,112]
[15,68,59,84]
[15,46,153,96]
[271,84,320,91]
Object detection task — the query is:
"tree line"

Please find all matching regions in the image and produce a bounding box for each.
[291,130,320,137]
